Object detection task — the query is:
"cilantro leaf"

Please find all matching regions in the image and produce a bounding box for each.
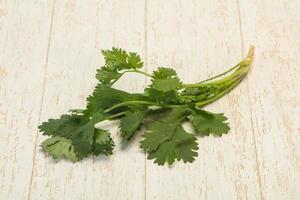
[93,129,114,155]
[101,47,128,70]
[71,113,105,159]
[86,85,145,115]
[152,77,181,92]
[140,121,177,152]
[150,67,182,92]
[191,110,230,136]
[145,88,181,104]
[174,128,198,163]
[140,107,188,151]
[39,112,114,160]
[96,67,122,85]
[147,140,175,165]
[120,110,148,141]
[147,125,198,165]
[39,114,89,138]
[96,48,143,85]
[41,136,78,162]
[127,52,143,68]
[141,107,198,165]
[39,46,254,166]
[145,67,182,104]
[152,67,177,79]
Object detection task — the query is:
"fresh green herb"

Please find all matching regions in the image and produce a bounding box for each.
[39,46,254,165]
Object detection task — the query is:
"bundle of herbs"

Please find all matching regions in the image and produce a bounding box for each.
[39,46,254,165]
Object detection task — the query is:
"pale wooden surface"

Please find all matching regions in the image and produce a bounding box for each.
[0,0,299,200]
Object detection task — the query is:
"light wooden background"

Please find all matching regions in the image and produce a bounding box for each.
[0,0,299,200]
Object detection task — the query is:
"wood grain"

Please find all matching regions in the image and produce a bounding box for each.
[145,0,261,199]
[239,0,300,199]
[0,0,299,199]
[28,1,146,200]
[0,1,55,200]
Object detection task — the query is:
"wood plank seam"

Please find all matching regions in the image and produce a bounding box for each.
[144,0,148,200]
[26,1,57,199]
[235,0,264,199]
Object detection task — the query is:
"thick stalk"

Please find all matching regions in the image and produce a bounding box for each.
[195,75,245,107]
[183,46,254,88]
[195,46,254,107]
[104,100,183,113]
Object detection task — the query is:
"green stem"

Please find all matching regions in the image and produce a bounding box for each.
[195,75,245,108]
[199,62,241,83]
[109,69,152,87]
[148,107,170,114]
[191,45,255,107]
[183,46,254,89]
[106,46,254,113]
[105,111,127,120]
[183,62,241,88]
[104,100,183,113]
[122,69,152,77]
[183,63,245,88]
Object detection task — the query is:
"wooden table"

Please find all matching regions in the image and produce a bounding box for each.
[1,0,299,199]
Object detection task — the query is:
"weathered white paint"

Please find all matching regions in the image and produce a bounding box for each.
[145,1,261,199]
[0,0,299,199]
[0,1,55,200]
[239,0,300,199]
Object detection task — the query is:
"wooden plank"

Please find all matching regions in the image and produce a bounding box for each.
[145,0,262,199]
[0,1,55,200]
[238,0,300,199]
[2,0,299,199]
[29,1,146,199]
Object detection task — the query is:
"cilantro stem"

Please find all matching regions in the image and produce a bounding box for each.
[105,112,127,120]
[195,75,245,107]
[182,62,241,88]
[182,46,254,88]
[104,100,182,113]
[122,69,152,77]
[110,69,152,87]
[199,63,241,83]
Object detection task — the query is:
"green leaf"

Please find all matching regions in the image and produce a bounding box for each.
[71,113,105,159]
[101,47,128,70]
[141,107,198,165]
[147,125,198,165]
[39,112,111,160]
[144,88,180,104]
[41,136,78,162]
[152,77,181,92]
[140,120,177,152]
[152,67,177,79]
[93,129,114,155]
[39,114,89,138]
[86,85,145,114]
[173,127,198,163]
[147,140,176,165]
[120,110,147,141]
[191,110,230,136]
[162,107,190,122]
[101,47,143,71]
[145,67,182,104]
[39,46,253,166]
[96,67,122,85]
[151,67,182,92]
[127,52,143,68]
[140,107,188,151]
[95,48,143,86]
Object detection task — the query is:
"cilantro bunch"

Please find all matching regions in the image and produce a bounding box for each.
[39,46,254,165]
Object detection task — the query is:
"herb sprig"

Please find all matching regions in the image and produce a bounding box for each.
[39,46,254,165]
